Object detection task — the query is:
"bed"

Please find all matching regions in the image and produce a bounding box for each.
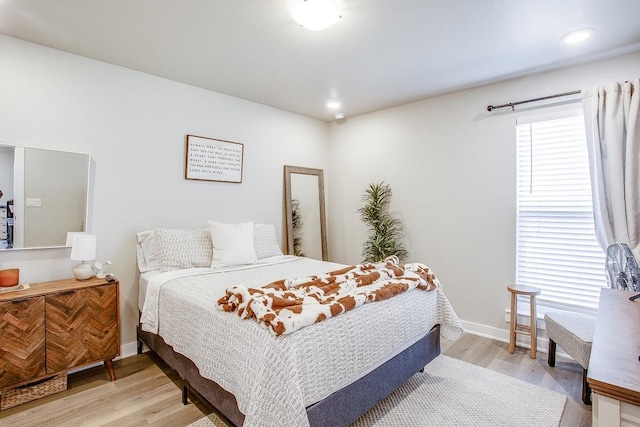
[135,224,463,427]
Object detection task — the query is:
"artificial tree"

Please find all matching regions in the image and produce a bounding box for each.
[357,181,408,262]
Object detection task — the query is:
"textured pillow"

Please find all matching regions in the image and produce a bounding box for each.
[254,223,283,259]
[136,230,160,272]
[209,221,258,268]
[154,228,213,272]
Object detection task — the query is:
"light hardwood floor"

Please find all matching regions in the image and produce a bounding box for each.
[0,333,591,426]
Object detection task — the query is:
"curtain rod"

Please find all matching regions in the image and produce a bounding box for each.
[486,90,581,112]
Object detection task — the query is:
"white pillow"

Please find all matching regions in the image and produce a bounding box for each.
[209,221,258,268]
[136,230,160,272]
[154,228,213,272]
[254,223,283,259]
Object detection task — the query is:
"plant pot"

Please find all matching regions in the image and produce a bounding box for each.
[0,268,19,287]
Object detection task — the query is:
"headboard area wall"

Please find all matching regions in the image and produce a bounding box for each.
[0,34,331,353]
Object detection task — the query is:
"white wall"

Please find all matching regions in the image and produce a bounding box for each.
[0,34,329,352]
[328,52,640,338]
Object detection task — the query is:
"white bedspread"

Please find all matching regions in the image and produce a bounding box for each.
[138,270,161,311]
[140,257,462,427]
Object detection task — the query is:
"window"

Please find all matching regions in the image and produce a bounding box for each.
[516,110,606,312]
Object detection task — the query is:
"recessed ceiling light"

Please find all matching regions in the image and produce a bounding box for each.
[291,0,342,31]
[561,28,594,44]
[326,100,342,109]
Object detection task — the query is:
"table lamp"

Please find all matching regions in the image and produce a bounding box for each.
[70,234,96,280]
[66,231,86,247]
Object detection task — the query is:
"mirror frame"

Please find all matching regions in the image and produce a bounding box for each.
[284,165,328,261]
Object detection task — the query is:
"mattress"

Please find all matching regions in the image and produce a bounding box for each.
[140,256,462,427]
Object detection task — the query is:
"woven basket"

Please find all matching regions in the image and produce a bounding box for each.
[0,374,67,410]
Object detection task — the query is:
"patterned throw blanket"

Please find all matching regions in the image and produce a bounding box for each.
[217,256,441,335]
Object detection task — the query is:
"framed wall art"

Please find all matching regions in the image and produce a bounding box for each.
[184,135,244,183]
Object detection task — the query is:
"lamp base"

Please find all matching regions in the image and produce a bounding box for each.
[73,262,94,281]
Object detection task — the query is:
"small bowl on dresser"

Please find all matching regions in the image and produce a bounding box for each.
[0,268,20,287]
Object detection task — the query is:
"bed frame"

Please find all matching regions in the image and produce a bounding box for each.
[137,323,441,427]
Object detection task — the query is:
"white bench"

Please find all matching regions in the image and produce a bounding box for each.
[544,311,597,405]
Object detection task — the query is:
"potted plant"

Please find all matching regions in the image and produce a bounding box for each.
[357,182,408,262]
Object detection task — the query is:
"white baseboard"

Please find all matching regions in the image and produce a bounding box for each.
[459,320,511,343]
[120,341,139,359]
[460,319,572,360]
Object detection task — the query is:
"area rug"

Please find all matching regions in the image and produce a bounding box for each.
[188,355,567,427]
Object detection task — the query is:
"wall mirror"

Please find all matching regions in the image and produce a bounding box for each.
[0,144,90,250]
[284,165,328,261]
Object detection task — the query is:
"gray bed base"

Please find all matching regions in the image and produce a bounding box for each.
[137,324,441,427]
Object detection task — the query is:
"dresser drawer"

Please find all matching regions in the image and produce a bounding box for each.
[45,284,119,372]
[0,297,46,389]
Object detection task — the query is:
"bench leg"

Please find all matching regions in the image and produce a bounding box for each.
[548,339,556,367]
[582,368,592,405]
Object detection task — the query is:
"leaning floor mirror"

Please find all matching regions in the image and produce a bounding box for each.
[284,165,328,261]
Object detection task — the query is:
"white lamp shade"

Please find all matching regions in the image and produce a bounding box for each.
[70,234,96,261]
[291,0,341,31]
[66,231,86,247]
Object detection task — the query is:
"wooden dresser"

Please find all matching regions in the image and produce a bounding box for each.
[0,277,120,393]
[588,288,640,427]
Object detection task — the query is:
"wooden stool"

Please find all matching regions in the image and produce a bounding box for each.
[507,284,541,358]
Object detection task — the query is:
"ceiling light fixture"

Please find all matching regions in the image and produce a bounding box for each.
[291,0,342,31]
[326,100,342,109]
[561,28,594,44]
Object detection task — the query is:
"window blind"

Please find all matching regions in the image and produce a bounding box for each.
[516,113,606,311]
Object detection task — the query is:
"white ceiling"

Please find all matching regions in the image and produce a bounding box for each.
[1,0,639,121]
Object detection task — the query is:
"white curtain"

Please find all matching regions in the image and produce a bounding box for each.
[583,78,640,256]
